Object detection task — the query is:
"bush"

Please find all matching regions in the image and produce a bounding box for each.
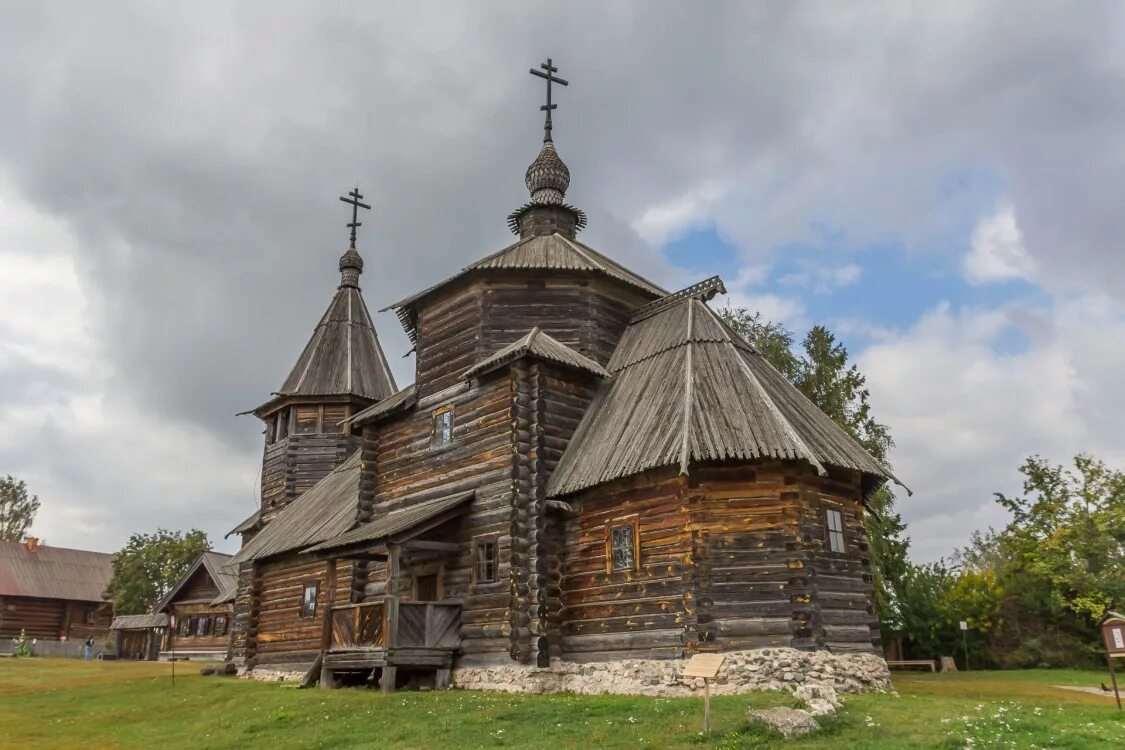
[11,630,31,658]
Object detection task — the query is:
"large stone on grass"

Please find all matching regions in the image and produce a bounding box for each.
[794,684,841,716]
[745,707,821,738]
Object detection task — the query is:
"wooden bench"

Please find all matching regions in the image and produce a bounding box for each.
[886,659,937,672]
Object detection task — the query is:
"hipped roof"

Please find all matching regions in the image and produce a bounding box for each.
[0,540,113,602]
[383,233,666,343]
[547,290,907,497]
[228,452,362,565]
[253,284,396,415]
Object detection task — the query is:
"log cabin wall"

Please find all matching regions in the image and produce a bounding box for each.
[797,468,880,653]
[559,469,695,662]
[260,432,362,525]
[0,596,111,641]
[168,601,231,652]
[358,372,515,666]
[413,272,653,401]
[251,553,354,669]
[689,462,879,655]
[230,561,255,663]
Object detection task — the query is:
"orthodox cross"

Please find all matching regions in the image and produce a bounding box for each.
[529,58,568,143]
[339,186,371,248]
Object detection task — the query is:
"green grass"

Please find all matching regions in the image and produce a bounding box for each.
[0,658,1122,749]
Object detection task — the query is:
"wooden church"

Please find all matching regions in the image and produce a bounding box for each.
[225,61,902,690]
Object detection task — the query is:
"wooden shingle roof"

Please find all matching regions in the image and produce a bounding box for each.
[111,613,169,630]
[153,551,236,612]
[0,540,113,602]
[228,452,362,565]
[383,233,666,343]
[547,288,907,497]
[464,327,610,381]
[252,283,396,415]
[305,490,475,555]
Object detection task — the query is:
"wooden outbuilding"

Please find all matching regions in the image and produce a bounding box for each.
[224,68,906,689]
[0,537,114,649]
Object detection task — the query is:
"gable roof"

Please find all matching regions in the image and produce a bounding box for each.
[252,284,397,415]
[153,551,236,612]
[0,540,113,602]
[464,327,610,381]
[228,451,362,565]
[383,233,666,343]
[305,490,475,556]
[547,289,907,497]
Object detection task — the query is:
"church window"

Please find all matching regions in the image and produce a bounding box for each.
[294,406,319,434]
[300,582,319,618]
[607,517,639,572]
[826,508,846,553]
[212,614,227,636]
[475,540,497,584]
[431,406,454,448]
[275,409,289,441]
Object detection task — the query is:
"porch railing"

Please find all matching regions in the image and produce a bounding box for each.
[328,599,460,651]
[329,601,385,650]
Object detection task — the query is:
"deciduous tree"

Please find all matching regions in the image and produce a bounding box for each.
[0,475,40,542]
[104,528,211,614]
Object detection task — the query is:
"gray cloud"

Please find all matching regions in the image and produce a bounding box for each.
[1,2,1123,557]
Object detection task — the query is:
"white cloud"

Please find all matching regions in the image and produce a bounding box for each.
[630,181,728,246]
[860,295,1125,562]
[964,204,1035,284]
[778,262,863,293]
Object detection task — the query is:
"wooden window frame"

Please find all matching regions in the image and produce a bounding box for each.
[473,537,499,585]
[430,405,455,449]
[605,515,640,574]
[825,508,846,553]
[194,615,210,637]
[176,616,191,637]
[212,614,228,636]
[300,581,319,619]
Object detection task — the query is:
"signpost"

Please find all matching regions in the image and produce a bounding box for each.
[684,653,725,734]
[959,620,969,671]
[1100,611,1125,711]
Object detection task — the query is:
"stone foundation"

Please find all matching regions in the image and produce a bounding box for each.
[451,648,891,697]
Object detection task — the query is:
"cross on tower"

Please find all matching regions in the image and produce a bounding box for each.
[339,187,371,248]
[530,58,569,144]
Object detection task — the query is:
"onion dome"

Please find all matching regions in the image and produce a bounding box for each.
[339,246,363,288]
[525,142,570,205]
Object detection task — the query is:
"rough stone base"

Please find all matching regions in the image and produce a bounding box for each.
[452,648,891,697]
[240,666,306,682]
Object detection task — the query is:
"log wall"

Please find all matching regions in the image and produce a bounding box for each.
[251,554,354,668]
[260,432,362,525]
[0,595,111,641]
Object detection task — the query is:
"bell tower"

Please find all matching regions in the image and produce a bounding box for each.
[247,187,397,527]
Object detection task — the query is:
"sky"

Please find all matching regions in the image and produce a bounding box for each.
[1,2,1123,563]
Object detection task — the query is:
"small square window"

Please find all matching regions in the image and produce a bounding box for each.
[610,523,637,572]
[826,508,846,553]
[431,407,454,448]
[476,541,497,583]
[300,583,319,618]
[212,614,228,636]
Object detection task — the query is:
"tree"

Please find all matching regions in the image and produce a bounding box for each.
[717,307,911,630]
[0,475,40,542]
[103,528,211,615]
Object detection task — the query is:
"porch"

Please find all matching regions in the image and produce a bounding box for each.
[321,598,461,691]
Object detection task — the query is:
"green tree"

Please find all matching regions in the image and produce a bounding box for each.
[995,455,1125,623]
[717,307,910,630]
[0,475,41,542]
[104,528,211,614]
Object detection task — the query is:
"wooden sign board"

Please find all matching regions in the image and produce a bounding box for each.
[1102,616,1125,657]
[683,653,725,679]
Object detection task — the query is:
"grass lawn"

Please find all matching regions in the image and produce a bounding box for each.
[0,658,1122,749]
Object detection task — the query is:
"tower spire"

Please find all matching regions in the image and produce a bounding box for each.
[337,186,371,288]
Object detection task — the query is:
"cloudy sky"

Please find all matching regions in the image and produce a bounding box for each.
[2,2,1123,562]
